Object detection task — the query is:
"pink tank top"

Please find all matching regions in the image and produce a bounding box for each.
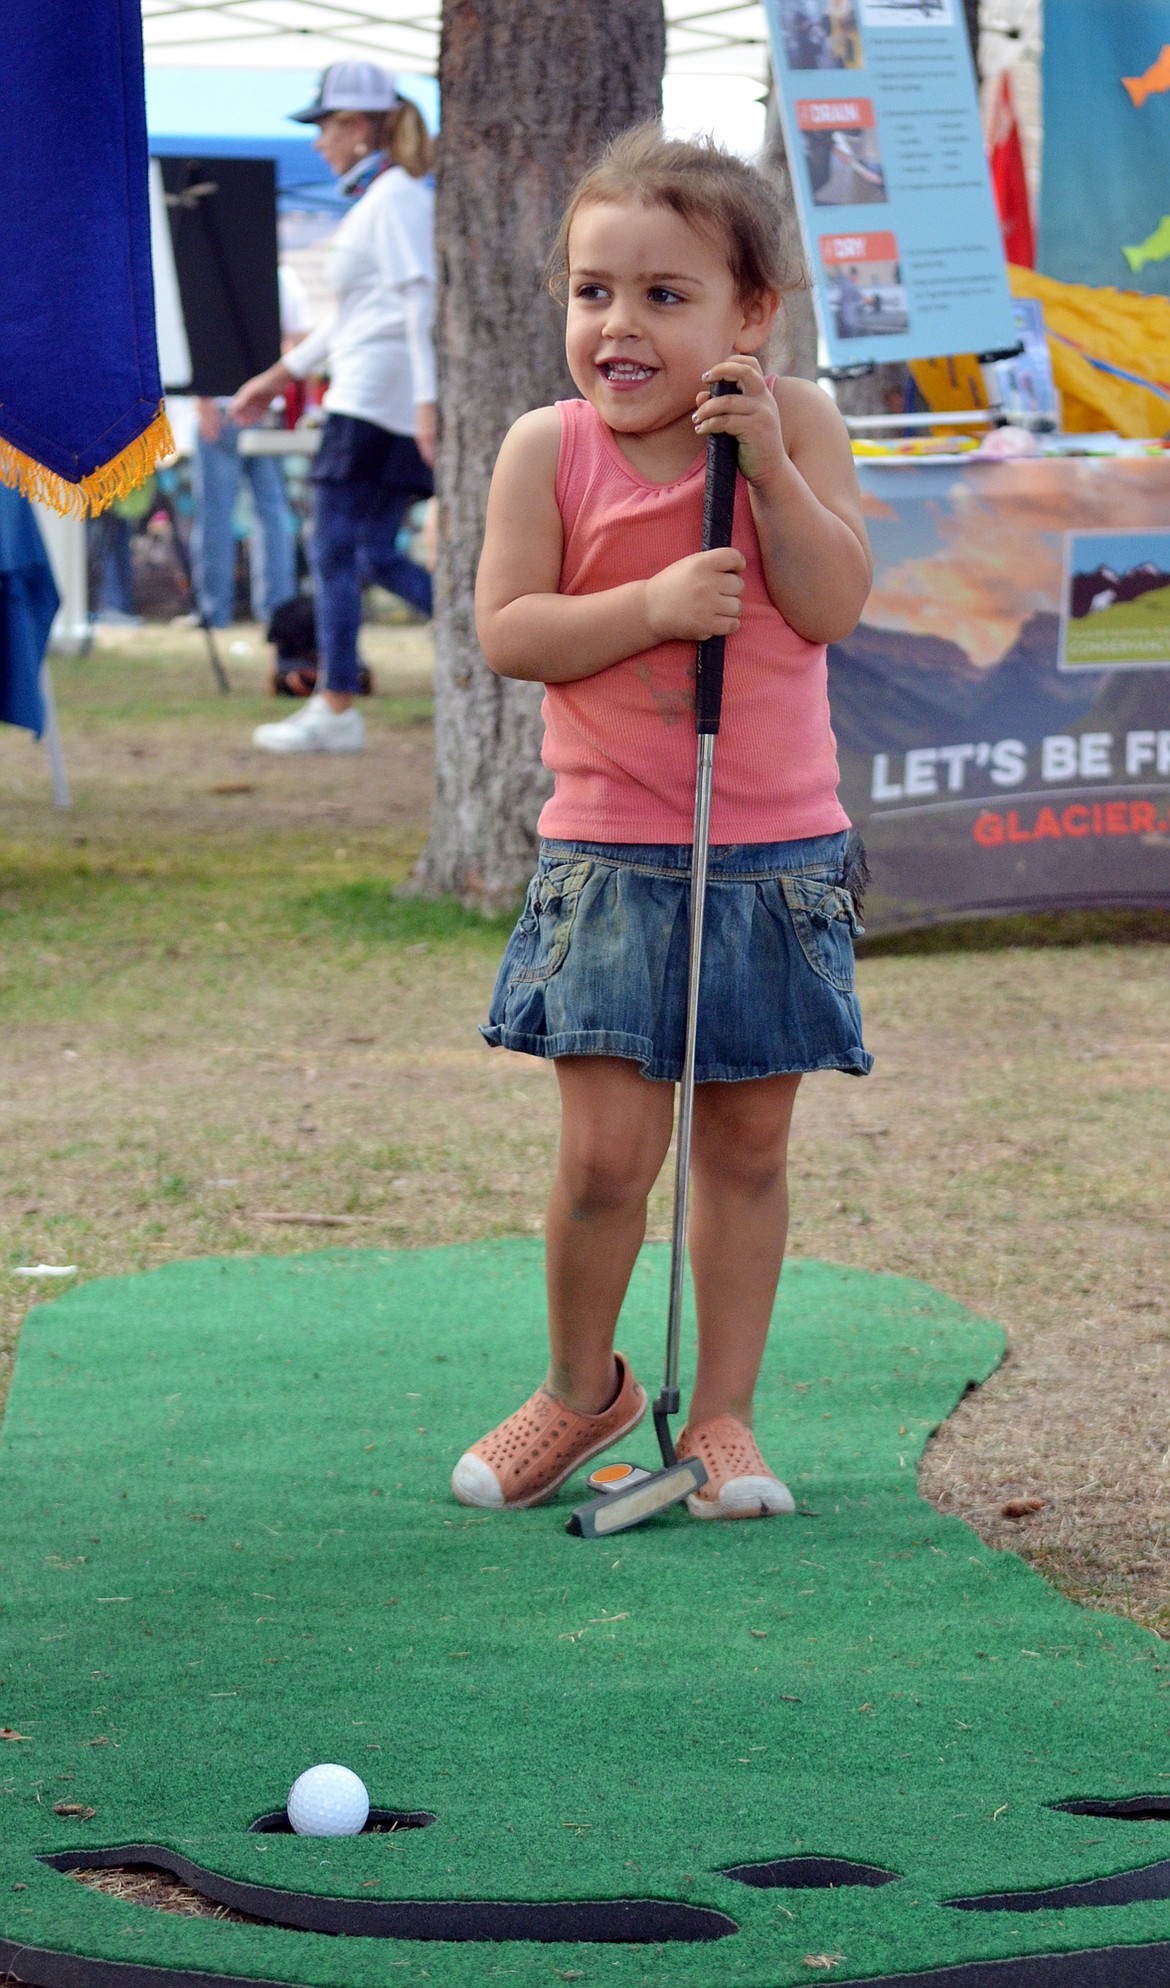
[536,397,850,845]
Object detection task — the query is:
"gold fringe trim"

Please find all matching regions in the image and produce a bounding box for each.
[0,405,176,518]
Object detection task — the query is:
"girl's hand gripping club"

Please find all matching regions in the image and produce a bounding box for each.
[566,383,741,1541]
[694,380,741,737]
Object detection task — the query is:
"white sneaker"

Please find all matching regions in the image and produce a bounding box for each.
[252,696,366,755]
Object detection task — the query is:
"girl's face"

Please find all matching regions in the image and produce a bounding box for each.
[564,197,774,443]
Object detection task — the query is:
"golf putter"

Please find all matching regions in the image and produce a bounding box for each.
[567,381,741,1540]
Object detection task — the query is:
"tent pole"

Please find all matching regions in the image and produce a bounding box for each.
[39,662,70,810]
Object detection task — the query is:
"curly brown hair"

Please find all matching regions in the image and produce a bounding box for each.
[548,125,803,307]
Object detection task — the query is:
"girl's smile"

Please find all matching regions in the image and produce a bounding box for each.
[597,360,657,386]
[564,197,772,475]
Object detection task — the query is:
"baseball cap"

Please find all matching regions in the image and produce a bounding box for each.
[290,62,403,124]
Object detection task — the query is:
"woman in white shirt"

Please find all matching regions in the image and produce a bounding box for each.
[232,63,436,754]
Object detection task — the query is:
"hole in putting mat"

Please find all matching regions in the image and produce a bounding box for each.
[42,1848,738,1941]
[1051,1796,1170,1823]
[946,1858,1170,1914]
[248,1804,436,1833]
[723,1855,900,1890]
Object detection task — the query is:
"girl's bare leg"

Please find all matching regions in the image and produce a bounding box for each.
[685,1074,801,1426]
[546,1057,675,1414]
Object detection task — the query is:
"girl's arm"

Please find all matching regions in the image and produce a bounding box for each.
[695,360,872,646]
[476,408,747,683]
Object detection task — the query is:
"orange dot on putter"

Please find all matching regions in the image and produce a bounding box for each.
[586,1461,652,1494]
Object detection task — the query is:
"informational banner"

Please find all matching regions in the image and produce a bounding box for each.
[828,456,1170,931]
[763,0,1017,368]
[1041,0,1170,298]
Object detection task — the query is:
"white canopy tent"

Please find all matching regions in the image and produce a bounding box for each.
[141,0,774,151]
[141,0,770,75]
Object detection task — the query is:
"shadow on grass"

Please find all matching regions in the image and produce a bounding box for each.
[295,880,517,946]
[860,908,1170,958]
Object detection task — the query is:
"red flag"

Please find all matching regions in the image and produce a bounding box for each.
[988,69,1035,269]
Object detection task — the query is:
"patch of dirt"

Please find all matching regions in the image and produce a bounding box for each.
[71,1863,260,1922]
[9,622,436,843]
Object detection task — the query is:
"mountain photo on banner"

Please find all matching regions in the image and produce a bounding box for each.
[827,456,1170,930]
[1041,0,1170,296]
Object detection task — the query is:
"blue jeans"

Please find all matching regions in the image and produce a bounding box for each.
[192,419,297,626]
[89,513,135,616]
[311,480,433,695]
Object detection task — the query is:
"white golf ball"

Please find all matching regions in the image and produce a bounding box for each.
[287,1763,370,1837]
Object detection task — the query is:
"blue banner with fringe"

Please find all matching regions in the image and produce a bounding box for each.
[0,0,172,516]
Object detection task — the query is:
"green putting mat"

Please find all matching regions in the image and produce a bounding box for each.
[1,1242,1169,1987]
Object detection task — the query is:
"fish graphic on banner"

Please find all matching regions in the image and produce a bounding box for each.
[1122,40,1170,106]
[1041,0,1170,297]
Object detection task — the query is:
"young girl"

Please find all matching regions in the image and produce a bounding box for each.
[452,127,873,1521]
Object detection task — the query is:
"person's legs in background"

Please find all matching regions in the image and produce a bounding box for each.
[251,416,432,753]
[311,479,367,704]
[242,448,298,620]
[192,427,243,628]
[252,476,365,753]
[356,487,433,620]
[88,512,137,621]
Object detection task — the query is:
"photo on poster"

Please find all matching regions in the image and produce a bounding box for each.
[988,297,1059,427]
[775,0,864,71]
[859,0,952,25]
[820,230,908,337]
[1059,528,1170,671]
[797,97,887,204]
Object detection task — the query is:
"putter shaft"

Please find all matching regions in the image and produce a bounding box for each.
[658,731,716,1463]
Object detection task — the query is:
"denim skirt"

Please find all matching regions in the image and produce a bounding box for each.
[480,832,873,1084]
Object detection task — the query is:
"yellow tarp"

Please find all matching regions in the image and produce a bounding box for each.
[909,269,1170,440]
[1007,264,1170,437]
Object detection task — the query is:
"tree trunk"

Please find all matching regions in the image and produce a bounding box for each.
[415,0,666,911]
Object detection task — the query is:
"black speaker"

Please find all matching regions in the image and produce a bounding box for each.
[159,156,281,397]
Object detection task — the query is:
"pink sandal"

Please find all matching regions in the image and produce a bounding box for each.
[451,1354,647,1510]
[676,1415,795,1520]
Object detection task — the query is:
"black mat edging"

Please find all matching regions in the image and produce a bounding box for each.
[832,1946,1170,1988]
[8,1936,1170,1988]
[946,1859,1170,1914]
[38,1847,737,1942]
[2,1944,305,1988]
[722,1855,899,1889]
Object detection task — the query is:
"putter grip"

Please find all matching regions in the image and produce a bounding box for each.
[695,382,740,736]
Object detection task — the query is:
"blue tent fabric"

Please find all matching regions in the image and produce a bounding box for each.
[0,0,170,509]
[0,490,59,737]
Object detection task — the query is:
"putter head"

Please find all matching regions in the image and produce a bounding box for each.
[565,1458,707,1538]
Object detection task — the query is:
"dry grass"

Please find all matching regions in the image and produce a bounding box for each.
[1,624,1168,1647]
[70,1864,259,1922]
